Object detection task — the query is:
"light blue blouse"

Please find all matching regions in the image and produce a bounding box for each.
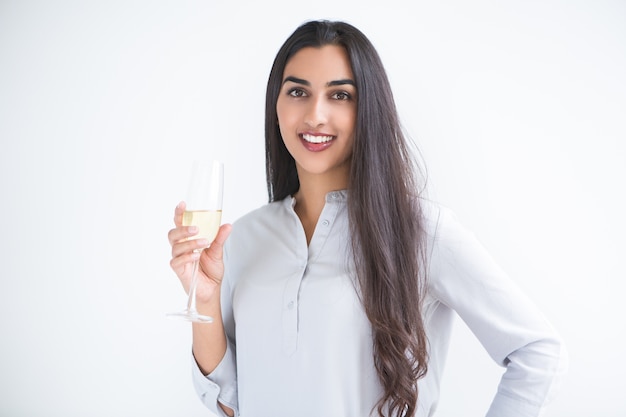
[191,191,567,417]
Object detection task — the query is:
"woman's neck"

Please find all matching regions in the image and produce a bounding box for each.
[293,169,348,244]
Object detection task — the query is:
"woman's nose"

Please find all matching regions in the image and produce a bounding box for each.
[304,96,328,127]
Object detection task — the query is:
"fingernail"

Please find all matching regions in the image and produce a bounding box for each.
[191,251,201,259]
[197,239,209,247]
[188,226,198,233]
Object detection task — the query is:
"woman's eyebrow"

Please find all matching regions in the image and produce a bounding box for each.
[283,76,310,86]
[327,79,355,87]
[282,76,355,87]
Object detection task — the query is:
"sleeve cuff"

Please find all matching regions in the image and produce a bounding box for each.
[191,344,238,416]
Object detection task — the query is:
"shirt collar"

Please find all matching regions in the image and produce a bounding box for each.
[285,189,348,209]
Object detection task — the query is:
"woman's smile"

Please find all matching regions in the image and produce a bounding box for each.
[301,133,334,144]
[299,132,336,152]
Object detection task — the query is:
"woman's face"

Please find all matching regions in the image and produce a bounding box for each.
[276,45,357,186]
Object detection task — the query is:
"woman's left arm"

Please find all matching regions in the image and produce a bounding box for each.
[427,205,568,417]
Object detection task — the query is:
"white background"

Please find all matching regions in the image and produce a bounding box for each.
[1,1,625,416]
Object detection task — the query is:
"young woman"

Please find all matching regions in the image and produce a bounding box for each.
[168,20,567,417]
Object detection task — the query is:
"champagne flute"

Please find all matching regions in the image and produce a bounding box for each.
[168,160,223,323]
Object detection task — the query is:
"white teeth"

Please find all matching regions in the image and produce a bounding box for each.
[302,134,334,144]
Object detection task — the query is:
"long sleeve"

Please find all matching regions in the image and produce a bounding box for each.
[191,240,239,416]
[426,205,568,416]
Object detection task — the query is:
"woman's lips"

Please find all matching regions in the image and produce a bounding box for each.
[300,133,335,152]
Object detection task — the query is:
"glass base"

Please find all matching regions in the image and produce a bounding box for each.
[166,309,214,323]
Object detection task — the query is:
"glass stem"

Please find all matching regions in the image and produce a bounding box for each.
[186,250,201,313]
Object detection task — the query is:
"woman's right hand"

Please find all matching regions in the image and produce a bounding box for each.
[168,201,232,305]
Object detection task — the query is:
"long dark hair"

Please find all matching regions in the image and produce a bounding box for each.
[265,20,428,417]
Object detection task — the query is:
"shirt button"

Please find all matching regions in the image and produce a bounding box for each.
[322,219,330,226]
[287,301,294,309]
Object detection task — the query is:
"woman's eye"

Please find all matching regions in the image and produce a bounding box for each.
[288,88,307,98]
[332,91,351,101]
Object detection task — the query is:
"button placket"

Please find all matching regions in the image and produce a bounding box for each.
[281,272,300,355]
[307,195,341,264]
[280,191,345,356]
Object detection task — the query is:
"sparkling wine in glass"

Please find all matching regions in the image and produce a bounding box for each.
[168,160,223,323]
